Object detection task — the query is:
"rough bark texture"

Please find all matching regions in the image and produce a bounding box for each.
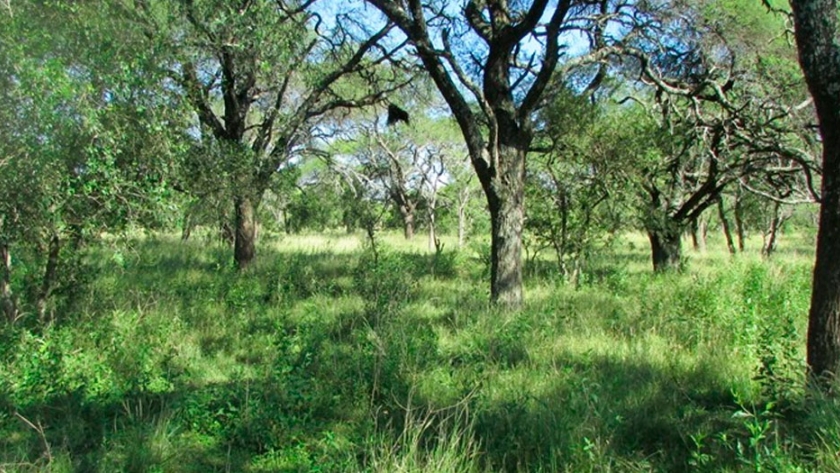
[791,0,840,383]
[486,145,526,304]
[648,229,681,272]
[234,195,257,270]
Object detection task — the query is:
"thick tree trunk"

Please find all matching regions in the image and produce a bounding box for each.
[1,239,15,322]
[717,198,737,255]
[36,234,60,321]
[648,229,681,272]
[234,195,257,270]
[488,194,524,306]
[791,0,840,383]
[480,144,526,308]
[400,206,415,240]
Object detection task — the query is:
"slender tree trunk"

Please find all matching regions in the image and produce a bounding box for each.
[234,195,257,270]
[181,210,193,241]
[648,228,681,272]
[1,239,15,322]
[734,189,746,252]
[689,218,706,252]
[717,198,737,255]
[791,0,840,383]
[36,234,60,321]
[762,202,785,257]
[428,212,436,252]
[458,191,469,248]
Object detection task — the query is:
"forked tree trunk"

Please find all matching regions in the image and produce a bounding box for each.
[400,205,415,240]
[717,198,737,255]
[791,0,840,384]
[234,195,257,270]
[648,228,681,272]
[762,202,786,257]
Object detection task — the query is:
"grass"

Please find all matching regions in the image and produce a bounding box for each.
[1,228,836,472]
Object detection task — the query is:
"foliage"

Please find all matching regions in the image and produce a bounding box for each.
[0,232,828,472]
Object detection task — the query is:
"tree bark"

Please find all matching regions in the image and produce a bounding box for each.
[400,204,415,240]
[762,202,786,258]
[1,239,15,322]
[484,144,526,306]
[689,218,707,252]
[734,189,746,252]
[181,210,193,241]
[36,234,60,321]
[717,197,737,255]
[234,195,257,270]
[458,188,470,248]
[428,213,436,252]
[648,228,681,272]
[791,0,840,383]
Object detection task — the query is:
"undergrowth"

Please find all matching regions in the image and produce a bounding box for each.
[0,232,833,472]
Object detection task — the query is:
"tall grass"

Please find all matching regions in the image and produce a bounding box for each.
[0,231,833,472]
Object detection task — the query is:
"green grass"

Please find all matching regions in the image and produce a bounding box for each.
[1,230,836,472]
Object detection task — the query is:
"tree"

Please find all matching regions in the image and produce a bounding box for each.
[0,2,184,321]
[789,0,840,384]
[363,0,631,306]
[527,88,628,281]
[122,0,406,269]
[602,0,812,271]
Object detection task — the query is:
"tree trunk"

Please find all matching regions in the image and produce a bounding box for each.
[762,202,785,257]
[717,198,737,255]
[428,212,436,252]
[791,0,840,384]
[181,210,193,241]
[734,189,746,252]
[401,205,415,240]
[648,228,681,272]
[234,195,257,270]
[1,239,15,322]
[689,218,706,252]
[36,234,60,322]
[479,142,526,308]
[458,191,469,248]
[488,193,524,306]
